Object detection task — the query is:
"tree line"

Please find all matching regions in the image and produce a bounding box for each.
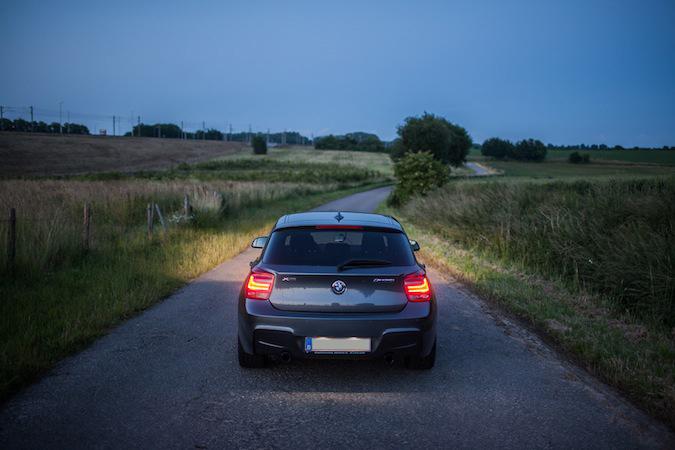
[124,124,311,143]
[314,132,385,152]
[547,143,675,151]
[0,118,89,134]
[481,138,547,161]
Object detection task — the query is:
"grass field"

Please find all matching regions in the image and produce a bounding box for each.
[0,132,247,176]
[547,149,675,165]
[216,145,395,176]
[468,146,675,166]
[387,176,675,426]
[484,160,675,178]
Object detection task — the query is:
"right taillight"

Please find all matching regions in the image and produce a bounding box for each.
[404,273,431,302]
[245,270,275,300]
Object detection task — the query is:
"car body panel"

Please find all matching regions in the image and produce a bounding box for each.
[237,211,437,362]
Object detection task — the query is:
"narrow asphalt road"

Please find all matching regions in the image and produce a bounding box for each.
[465,161,492,176]
[1,186,672,449]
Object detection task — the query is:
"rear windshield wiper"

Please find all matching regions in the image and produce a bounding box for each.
[337,259,393,271]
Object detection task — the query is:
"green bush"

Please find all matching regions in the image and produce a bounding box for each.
[388,151,450,206]
[252,135,267,155]
[481,137,514,159]
[397,113,472,166]
[569,152,591,164]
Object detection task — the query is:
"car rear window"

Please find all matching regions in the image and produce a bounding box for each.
[262,228,415,266]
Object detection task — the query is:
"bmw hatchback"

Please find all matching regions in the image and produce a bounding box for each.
[237,211,437,369]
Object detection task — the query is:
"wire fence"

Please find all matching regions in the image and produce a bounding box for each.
[0,104,313,144]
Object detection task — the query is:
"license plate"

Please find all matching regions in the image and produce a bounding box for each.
[304,337,371,354]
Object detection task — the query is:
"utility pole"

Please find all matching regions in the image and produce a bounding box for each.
[112,116,116,136]
[229,124,233,142]
[0,106,4,131]
[30,106,34,132]
[181,120,184,139]
[59,101,63,134]
[202,121,206,140]
[67,111,70,134]
[137,116,141,137]
[248,124,252,143]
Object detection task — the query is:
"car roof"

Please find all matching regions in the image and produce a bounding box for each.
[273,211,403,232]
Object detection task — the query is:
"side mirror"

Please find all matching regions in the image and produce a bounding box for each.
[409,240,420,251]
[251,236,268,249]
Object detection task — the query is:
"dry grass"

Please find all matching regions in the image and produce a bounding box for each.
[0,179,334,273]
[0,132,246,176]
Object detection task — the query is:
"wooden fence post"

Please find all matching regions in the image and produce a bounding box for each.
[7,208,16,270]
[83,203,91,252]
[154,203,167,233]
[183,194,192,218]
[147,203,154,239]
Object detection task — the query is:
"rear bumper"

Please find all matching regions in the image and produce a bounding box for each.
[238,297,436,360]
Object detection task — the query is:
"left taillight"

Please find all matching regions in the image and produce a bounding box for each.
[404,273,431,302]
[245,270,275,300]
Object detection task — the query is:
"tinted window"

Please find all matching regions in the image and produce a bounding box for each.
[262,229,415,266]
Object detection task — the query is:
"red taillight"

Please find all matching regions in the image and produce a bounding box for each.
[246,270,274,300]
[404,273,431,302]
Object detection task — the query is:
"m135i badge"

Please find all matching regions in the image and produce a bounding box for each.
[373,278,396,283]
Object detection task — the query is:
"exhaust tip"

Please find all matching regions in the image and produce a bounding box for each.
[384,353,395,366]
[280,351,291,363]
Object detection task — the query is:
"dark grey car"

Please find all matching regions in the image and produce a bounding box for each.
[237,211,437,369]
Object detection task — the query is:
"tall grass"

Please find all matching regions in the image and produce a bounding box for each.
[402,177,675,326]
[0,179,334,274]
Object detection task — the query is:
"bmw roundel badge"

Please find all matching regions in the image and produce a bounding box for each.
[331,280,347,295]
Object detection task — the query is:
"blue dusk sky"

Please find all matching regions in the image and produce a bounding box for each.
[1,0,674,145]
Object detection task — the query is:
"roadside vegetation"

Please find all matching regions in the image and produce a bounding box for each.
[389,177,675,426]
[387,112,472,205]
[387,114,675,426]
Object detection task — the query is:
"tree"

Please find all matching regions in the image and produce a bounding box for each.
[513,139,547,161]
[388,138,407,161]
[252,135,267,154]
[481,137,514,159]
[314,132,385,152]
[397,113,472,166]
[388,151,450,206]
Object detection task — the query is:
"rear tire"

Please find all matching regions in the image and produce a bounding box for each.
[238,339,266,368]
[406,341,436,370]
